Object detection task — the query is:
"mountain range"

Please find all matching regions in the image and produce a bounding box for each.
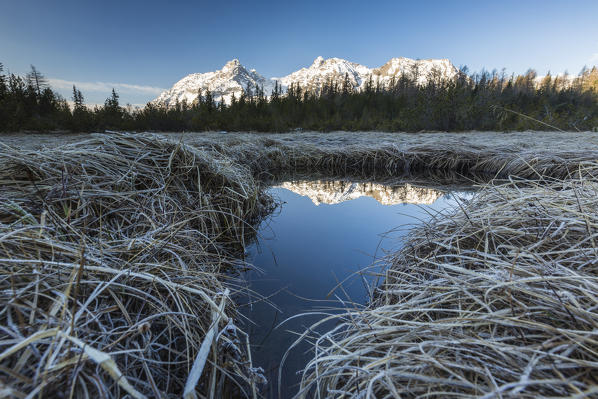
[152,57,458,107]
[278,180,444,206]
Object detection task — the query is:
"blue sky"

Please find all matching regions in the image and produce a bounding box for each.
[2,0,597,105]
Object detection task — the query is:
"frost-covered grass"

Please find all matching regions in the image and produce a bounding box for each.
[178,131,598,181]
[294,174,598,398]
[1,131,598,398]
[0,134,271,398]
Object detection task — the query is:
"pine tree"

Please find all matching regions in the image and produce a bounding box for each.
[205,89,214,111]
[105,88,120,109]
[245,82,253,103]
[271,81,280,101]
[342,73,352,95]
[26,65,48,97]
[70,85,92,131]
[72,85,84,110]
[196,88,203,108]
[0,62,6,98]
[102,88,122,129]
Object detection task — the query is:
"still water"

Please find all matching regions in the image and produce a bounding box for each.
[240,179,470,398]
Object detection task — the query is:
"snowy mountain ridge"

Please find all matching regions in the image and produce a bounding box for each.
[278,180,444,206]
[152,56,458,107]
[153,59,275,107]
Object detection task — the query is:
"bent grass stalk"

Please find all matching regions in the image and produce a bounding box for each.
[294,173,598,398]
[0,133,272,398]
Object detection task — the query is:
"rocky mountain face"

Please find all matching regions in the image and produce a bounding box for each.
[275,56,372,93]
[152,59,274,107]
[152,56,458,107]
[372,57,458,87]
[278,180,444,206]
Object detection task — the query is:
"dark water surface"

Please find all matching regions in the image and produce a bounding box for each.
[240,180,471,398]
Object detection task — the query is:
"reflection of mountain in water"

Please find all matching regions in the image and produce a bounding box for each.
[278,180,444,205]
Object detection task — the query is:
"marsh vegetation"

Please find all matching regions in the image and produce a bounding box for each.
[0,131,597,398]
[295,174,598,397]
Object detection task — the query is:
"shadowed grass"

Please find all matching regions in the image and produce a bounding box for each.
[6,131,598,182]
[178,131,598,181]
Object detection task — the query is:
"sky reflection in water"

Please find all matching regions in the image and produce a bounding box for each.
[241,180,470,398]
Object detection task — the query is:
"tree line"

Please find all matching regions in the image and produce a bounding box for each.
[1,62,597,133]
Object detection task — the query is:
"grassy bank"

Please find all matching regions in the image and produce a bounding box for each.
[0,134,271,398]
[5,131,598,182]
[178,131,598,181]
[295,174,598,398]
[1,131,598,398]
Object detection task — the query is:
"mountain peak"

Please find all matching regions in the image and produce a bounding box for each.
[222,59,242,72]
[152,59,272,107]
[279,181,444,206]
[372,57,458,84]
[311,56,325,67]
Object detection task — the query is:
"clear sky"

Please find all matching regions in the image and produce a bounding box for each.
[2,0,597,106]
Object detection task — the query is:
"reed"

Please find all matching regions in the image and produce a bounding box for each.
[0,133,272,398]
[295,173,598,398]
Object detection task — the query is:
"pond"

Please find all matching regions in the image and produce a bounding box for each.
[240,179,472,398]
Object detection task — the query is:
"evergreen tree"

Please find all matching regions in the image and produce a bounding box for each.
[196,88,203,108]
[105,88,120,109]
[342,72,353,95]
[0,62,6,98]
[26,65,48,97]
[101,88,122,129]
[271,80,282,101]
[204,89,214,111]
[245,82,253,103]
[70,84,92,131]
[72,85,84,110]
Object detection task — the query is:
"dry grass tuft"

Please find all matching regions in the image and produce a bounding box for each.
[179,131,598,182]
[0,133,272,398]
[296,173,598,398]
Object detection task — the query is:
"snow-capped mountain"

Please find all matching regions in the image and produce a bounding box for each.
[152,56,458,106]
[372,57,458,86]
[275,56,372,93]
[152,59,274,107]
[276,56,458,93]
[278,180,443,206]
